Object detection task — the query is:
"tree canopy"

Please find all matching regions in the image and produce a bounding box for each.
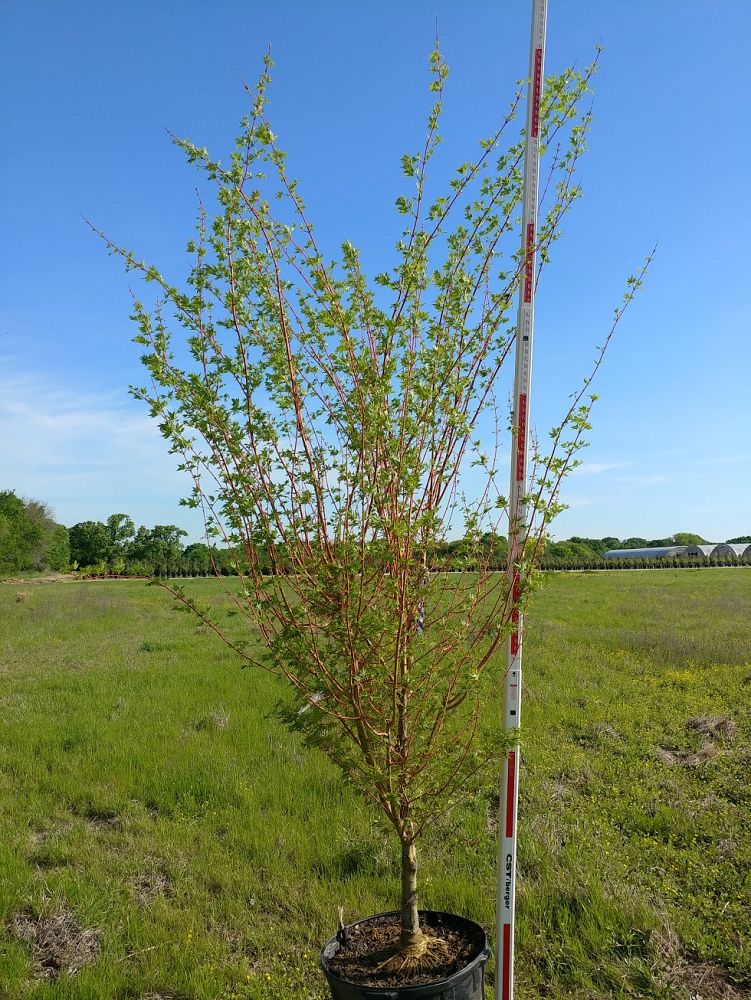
[0,491,69,573]
[0,488,746,577]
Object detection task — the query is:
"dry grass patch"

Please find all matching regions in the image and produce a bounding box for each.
[652,924,747,999]
[132,863,171,904]
[656,714,738,769]
[655,745,718,768]
[139,993,193,1000]
[11,906,100,979]
[687,716,737,743]
[139,993,192,999]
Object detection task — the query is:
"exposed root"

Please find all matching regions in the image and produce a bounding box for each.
[375,932,450,974]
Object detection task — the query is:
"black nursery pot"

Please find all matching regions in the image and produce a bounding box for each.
[320,910,490,1000]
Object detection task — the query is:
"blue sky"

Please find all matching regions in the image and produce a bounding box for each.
[1,1,749,542]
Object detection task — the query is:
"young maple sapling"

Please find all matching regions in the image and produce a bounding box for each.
[95,47,648,970]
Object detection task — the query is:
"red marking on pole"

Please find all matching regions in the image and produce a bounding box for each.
[502,922,512,1000]
[510,632,519,656]
[516,394,527,481]
[523,223,535,302]
[505,751,516,837]
[531,48,543,137]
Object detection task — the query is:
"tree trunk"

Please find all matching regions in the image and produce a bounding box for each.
[400,838,421,947]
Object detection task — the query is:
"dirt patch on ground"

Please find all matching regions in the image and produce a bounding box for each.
[139,993,193,1000]
[595,722,621,740]
[652,925,747,999]
[193,705,231,732]
[717,837,737,859]
[655,744,718,768]
[2,574,78,586]
[687,716,737,743]
[657,715,737,769]
[679,964,750,999]
[132,863,171,904]
[28,821,74,849]
[70,802,122,830]
[11,907,100,979]
[211,918,277,975]
[547,769,592,804]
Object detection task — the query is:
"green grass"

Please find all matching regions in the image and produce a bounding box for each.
[0,571,749,999]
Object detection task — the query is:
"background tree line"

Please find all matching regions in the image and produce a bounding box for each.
[433,533,751,571]
[0,491,247,577]
[1,489,749,577]
[67,515,253,577]
[0,491,70,573]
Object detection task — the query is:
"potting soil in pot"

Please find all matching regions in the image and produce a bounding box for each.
[327,912,486,989]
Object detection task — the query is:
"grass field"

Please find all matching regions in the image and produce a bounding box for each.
[0,571,749,999]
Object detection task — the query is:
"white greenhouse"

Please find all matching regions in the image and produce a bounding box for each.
[604,543,751,561]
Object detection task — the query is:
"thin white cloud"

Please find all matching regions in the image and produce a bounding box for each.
[612,473,671,487]
[683,454,749,470]
[556,494,601,509]
[0,365,201,532]
[569,460,630,477]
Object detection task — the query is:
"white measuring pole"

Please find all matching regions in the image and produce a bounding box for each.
[496,2,548,999]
